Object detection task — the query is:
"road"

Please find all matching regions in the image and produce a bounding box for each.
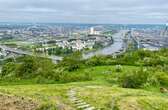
[0,45,63,61]
[0,30,126,61]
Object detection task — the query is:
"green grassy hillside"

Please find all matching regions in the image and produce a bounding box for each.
[0,49,168,110]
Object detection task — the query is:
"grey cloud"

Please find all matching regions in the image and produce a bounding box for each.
[0,0,167,24]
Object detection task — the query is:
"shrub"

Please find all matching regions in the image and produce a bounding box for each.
[143,75,160,88]
[59,51,83,71]
[160,65,168,72]
[35,75,55,84]
[137,49,152,60]
[115,65,122,72]
[53,69,92,83]
[1,56,56,80]
[35,59,55,79]
[143,57,165,66]
[122,53,138,65]
[1,62,16,77]
[85,55,115,66]
[2,58,15,64]
[119,68,149,88]
[16,56,38,78]
[155,72,168,86]
[106,74,118,84]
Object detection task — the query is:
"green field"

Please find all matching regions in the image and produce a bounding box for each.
[0,65,168,110]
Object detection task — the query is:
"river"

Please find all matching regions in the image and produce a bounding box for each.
[0,31,126,62]
[83,31,125,59]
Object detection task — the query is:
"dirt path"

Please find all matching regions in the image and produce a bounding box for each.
[0,93,38,110]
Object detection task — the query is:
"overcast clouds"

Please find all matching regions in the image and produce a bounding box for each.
[0,0,168,24]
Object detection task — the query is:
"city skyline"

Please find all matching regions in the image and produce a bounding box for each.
[0,0,168,24]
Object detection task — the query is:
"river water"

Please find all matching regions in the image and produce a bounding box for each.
[0,31,125,62]
[83,31,125,59]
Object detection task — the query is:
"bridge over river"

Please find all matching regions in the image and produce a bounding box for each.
[0,45,63,63]
[0,30,127,62]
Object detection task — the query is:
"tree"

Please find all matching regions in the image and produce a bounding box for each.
[59,51,83,71]
[1,62,16,77]
[16,56,38,78]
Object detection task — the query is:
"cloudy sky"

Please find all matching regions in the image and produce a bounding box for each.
[0,0,168,24]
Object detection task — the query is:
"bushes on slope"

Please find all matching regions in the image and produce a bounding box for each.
[118,68,150,88]
[117,68,168,88]
[0,55,93,83]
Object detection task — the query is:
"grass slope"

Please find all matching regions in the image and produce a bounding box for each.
[0,65,168,110]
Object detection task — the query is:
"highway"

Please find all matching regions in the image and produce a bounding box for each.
[0,30,127,61]
[0,45,63,61]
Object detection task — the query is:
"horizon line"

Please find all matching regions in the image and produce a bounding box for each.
[0,21,166,25]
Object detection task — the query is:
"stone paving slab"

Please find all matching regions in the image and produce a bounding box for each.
[68,89,96,110]
[74,100,84,104]
[77,104,90,109]
[84,107,95,110]
[76,102,87,106]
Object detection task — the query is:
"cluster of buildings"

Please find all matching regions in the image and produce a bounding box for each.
[1,23,168,60]
[0,23,89,42]
[55,39,94,50]
[0,23,114,55]
[36,33,113,52]
[129,23,168,51]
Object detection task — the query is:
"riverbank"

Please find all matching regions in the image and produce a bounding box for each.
[83,31,126,59]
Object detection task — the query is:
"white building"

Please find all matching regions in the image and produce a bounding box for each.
[90,27,95,35]
[90,27,101,35]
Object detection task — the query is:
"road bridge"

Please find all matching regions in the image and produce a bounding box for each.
[0,45,63,63]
